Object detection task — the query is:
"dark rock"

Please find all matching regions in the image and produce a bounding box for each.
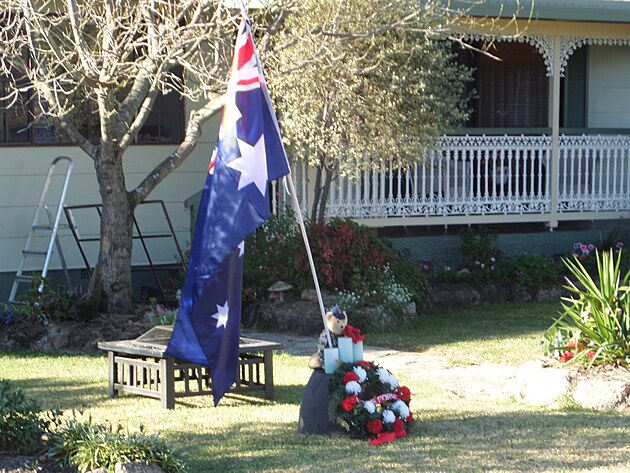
[243,301,324,335]
[429,283,481,309]
[535,285,565,302]
[114,462,164,473]
[0,309,156,354]
[352,305,397,331]
[298,370,345,435]
[476,284,511,303]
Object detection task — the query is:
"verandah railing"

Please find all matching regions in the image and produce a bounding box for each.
[301,134,630,222]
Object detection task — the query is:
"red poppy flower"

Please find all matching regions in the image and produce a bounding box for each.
[342,395,358,413]
[587,351,596,361]
[559,351,574,362]
[367,419,383,434]
[357,360,372,369]
[397,386,411,401]
[343,371,359,384]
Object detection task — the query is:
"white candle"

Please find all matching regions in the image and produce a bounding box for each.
[324,347,340,374]
[338,337,353,363]
[352,341,364,362]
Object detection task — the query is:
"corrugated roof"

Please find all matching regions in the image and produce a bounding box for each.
[447,0,630,23]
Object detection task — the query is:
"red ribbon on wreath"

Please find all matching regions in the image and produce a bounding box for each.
[368,392,403,404]
[368,432,396,445]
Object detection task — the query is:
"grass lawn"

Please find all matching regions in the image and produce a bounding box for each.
[2,301,630,472]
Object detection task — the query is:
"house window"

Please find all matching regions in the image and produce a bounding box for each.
[459,41,549,128]
[137,67,185,144]
[137,90,185,144]
[0,71,185,146]
[0,76,31,144]
[560,45,588,128]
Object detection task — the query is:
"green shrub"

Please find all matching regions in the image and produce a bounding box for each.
[146,298,178,326]
[460,226,501,269]
[0,379,51,454]
[46,417,188,473]
[243,211,301,305]
[1,275,74,324]
[504,254,564,295]
[390,252,430,310]
[542,249,630,366]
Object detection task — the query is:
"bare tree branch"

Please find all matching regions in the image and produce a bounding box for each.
[130,93,225,206]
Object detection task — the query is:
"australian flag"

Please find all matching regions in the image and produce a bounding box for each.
[165,18,291,406]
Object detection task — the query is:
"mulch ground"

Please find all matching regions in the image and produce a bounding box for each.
[0,454,74,473]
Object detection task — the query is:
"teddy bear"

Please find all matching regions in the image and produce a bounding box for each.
[308,305,348,370]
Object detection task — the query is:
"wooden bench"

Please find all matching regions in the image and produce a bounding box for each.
[97,325,281,409]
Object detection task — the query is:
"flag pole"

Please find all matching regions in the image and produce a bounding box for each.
[238,2,332,347]
[285,175,333,347]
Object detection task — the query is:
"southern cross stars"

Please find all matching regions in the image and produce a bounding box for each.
[211,301,230,329]
[227,134,268,196]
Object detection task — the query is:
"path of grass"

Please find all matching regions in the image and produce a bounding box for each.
[375,301,560,365]
[2,301,630,472]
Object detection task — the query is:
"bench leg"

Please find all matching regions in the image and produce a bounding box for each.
[263,349,274,400]
[160,357,175,409]
[107,351,118,398]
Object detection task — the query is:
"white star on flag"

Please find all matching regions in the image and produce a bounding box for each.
[227,134,268,195]
[211,301,230,329]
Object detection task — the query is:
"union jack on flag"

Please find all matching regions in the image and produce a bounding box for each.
[166,18,291,406]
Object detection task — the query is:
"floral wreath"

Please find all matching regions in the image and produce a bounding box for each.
[328,360,412,444]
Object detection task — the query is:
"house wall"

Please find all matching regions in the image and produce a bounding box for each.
[0,107,220,301]
[385,220,630,267]
[588,45,630,128]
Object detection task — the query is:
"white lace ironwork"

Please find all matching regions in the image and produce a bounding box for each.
[293,134,630,221]
[459,33,554,76]
[560,36,630,76]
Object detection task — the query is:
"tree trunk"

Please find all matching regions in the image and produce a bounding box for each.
[310,165,323,223]
[85,151,135,314]
[317,164,333,223]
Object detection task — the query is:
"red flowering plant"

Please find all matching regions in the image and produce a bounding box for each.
[295,218,394,291]
[328,361,413,440]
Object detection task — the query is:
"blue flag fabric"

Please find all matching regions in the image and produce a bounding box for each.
[165,18,291,406]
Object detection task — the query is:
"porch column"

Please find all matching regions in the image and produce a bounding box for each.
[547,34,561,230]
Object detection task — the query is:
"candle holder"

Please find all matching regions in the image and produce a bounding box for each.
[324,347,340,374]
[352,340,363,362]
[338,337,353,363]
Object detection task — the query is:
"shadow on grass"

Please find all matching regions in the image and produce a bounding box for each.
[9,373,306,411]
[169,409,630,472]
[373,301,560,350]
[10,377,110,410]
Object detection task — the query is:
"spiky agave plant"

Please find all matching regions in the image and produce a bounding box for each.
[543,249,630,366]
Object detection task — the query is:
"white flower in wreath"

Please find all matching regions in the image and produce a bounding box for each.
[362,400,376,414]
[392,400,410,419]
[345,380,362,395]
[376,367,391,384]
[389,374,399,388]
[353,366,367,383]
[382,409,396,424]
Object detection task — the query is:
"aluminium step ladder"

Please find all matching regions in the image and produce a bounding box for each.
[9,156,74,302]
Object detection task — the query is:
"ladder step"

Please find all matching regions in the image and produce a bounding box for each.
[22,250,48,256]
[33,224,70,231]
[14,275,33,283]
